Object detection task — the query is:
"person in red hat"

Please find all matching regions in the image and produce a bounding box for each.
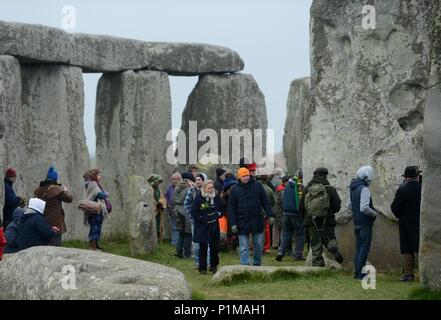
[3,168,25,229]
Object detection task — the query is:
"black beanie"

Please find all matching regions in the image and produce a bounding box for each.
[216,168,226,178]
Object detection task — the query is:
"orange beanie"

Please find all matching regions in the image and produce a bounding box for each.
[237,167,250,179]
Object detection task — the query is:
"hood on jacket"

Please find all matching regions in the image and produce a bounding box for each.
[12,207,25,223]
[355,166,374,185]
[350,178,369,191]
[223,178,237,191]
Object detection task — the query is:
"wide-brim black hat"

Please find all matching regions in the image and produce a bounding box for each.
[402,166,422,178]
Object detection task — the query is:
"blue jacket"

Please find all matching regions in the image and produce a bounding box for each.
[18,210,58,250]
[4,207,24,253]
[191,194,222,244]
[3,178,21,228]
[283,180,299,214]
[349,179,376,227]
[228,179,273,235]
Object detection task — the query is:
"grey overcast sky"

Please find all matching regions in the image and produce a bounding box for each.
[1,0,312,156]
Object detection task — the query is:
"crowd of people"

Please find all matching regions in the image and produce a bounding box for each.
[160,161,422,281]
[1,161,422,282]
[0,167,111,258]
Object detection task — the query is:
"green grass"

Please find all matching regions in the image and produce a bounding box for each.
[409,288,441,300]
[63,239,432,300]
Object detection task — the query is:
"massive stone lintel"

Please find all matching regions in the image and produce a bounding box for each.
[283,77,310,174]
[20,64,90,240]
[306,0,440,270]
[96,70,172,239]
[0,20,244,75]
[180,74,268,168]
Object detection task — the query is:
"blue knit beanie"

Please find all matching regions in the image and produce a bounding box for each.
[47,166,58,181]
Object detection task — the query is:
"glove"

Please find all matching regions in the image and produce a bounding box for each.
[231,225,238,234]
[269,217,275,226]
[19,197,27,208]
[0,227,6,247]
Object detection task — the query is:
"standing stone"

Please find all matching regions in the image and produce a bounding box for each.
[180,74,268,168]
[283,78,310,174]
[0,55,26,214]
[96,70,172,240]
[128,175,157,256]
[20,65,90,240]
[306,0,439,269]
[420,7,441,291]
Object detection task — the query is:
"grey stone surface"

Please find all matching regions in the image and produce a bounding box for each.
[283,77,310,174]
[0,21,71,64]
[0,20,244,75]
[180,74,268,167]
[128,175,158,256]
[96,70,172,239]
[20,65,90,240]
[0,55,26,214]
[420,7,441,291]
[0,246,191,299]
[209,265,329,285]
[305,0,439,270]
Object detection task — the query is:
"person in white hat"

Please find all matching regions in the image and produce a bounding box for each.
[17,198,60,251]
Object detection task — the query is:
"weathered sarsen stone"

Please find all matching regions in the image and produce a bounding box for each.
[306,0,439,269]
[0,246,191,299]
[20,65,90,240]
[0,55,27,212]
[0,20,244,75]
[96,70,172,239]
[128,175,157,256]
[180,74,268,167]
[283,77,310,174]
[420,6,441,291]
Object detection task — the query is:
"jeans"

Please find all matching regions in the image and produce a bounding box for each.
[88,213,104,241]
[176,231,192,258]
[238,233,264,266]
[279,214,305,258]
[170,210,179,246]
[354,225,373,278]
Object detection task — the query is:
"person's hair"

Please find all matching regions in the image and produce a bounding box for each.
[84,169,101,181]
[202,180,214,191]
[188,165,198,171]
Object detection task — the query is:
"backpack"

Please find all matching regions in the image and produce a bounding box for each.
[305,183,330,218]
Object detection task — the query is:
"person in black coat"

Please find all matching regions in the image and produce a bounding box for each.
[18,198,60,251]
[228,167,273,266]
[391,166,422,282]
[191,180,222,274]
[3,168,24,228]
[4,207,24,253]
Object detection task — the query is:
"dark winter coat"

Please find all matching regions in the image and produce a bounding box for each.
[173,182,192,233]
[299,175,341,227]
[191,193,222,244]
[283,180,299,214]
[227,179,273,235]
[18,210,58,250]
[34,180,73,233]
[391,180,421,254]
[4,207,24,253]
[3,178,21,228]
